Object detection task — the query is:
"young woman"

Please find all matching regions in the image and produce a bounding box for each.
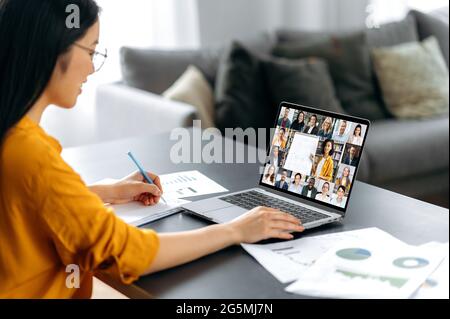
[272,127,287,149]
[330,185,347,208]
[314,139,335,181]
[348,124,363,146]
[291,111,305,132]
[315,182,331,203]
[0,0,303,298]
[335,166,352,193]
[268,146,280,167]
[288,173,303,194]
[317,117,333,140]
[262,165,277,186]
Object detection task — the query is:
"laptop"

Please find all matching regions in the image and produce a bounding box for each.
[183,102,371,229]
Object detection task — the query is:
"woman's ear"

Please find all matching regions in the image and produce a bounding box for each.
[56,49,74,74]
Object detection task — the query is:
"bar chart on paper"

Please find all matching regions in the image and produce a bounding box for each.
[160,170,228,199]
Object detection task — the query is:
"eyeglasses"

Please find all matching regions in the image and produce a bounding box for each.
[73,43,108,72]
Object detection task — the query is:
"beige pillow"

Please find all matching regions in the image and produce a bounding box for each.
[163,65,215,128]
[372,36,449,119]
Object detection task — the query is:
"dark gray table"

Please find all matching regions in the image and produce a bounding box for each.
[63,129,449,299]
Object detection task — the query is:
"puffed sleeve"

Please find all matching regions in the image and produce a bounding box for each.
[36,149,159,284]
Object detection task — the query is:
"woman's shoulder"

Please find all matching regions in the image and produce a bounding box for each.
[1,127,63,181]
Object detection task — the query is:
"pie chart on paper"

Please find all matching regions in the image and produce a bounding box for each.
[336,248,372,260]
[393,257,429,269]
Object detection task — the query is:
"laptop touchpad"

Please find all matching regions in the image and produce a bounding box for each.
[203,205,247,224]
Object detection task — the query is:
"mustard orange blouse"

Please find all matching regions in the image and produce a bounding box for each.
[318,156,334,181]
[0,116,159,298]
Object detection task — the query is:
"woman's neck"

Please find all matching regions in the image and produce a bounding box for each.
[26,95,49,124]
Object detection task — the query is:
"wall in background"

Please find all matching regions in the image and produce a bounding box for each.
[196,0,448,47]
[282,0,369,31]
[196,0,370,46]
[197,0,283,47]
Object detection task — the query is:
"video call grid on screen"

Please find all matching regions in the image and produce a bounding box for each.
[259,102,370,213]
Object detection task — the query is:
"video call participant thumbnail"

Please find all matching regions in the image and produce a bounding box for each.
[277,108,291,129]
[303,114,319,135]
[342,145,360,167]
[330,185,347,208]
[272,127,288,149]
[335,166,352,193]
[314,139,335,182]
[301,177,318,199]
[291,111,306,132]
[315,182,331,203]
[262,165,277,186]
[317,117,333,140]
[275,170,289,190]
[288,173,303,194]
[333,120,349,144]
[268,146,282,167]
[348,124,364,146]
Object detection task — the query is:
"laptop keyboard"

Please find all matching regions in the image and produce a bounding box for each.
[221,190,330,224]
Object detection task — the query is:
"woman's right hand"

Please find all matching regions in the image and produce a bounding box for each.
[227,206,305,244]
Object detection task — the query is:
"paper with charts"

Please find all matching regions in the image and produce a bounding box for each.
[283,133,319,176]
[412,242,449,299]
[242,227,403,284]
[285,240,447,299]
[160,170,228,199]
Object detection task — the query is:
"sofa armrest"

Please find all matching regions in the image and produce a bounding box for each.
[94,83,197,142]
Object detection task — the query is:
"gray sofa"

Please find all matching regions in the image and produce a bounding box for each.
[96,10,449,207]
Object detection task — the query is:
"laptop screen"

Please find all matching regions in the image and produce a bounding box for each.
[259,102,370,213]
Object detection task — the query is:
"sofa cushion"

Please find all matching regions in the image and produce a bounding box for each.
[215,42,347,131]
[163,65,215,128]
[276,14,420,121]
[411,9,449,68]
[364,115,449,183]
[120,47,220,95]
[273,32,388,121]
[215,42,272,132]
[120,33,276,95]
[372,36,449,119]
[262,57,345,114]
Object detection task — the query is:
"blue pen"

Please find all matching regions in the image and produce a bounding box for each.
[127,151,167,204]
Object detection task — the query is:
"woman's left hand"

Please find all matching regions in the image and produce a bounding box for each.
[90,171,163,206]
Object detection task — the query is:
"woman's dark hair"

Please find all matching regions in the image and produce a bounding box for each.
[265,165,276,183]
[337,185,346,193]
[0,0,100,143]
[292,173,302,184]
[353,124,362,136]
[322,139,334,156]
[297,111,305,123]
